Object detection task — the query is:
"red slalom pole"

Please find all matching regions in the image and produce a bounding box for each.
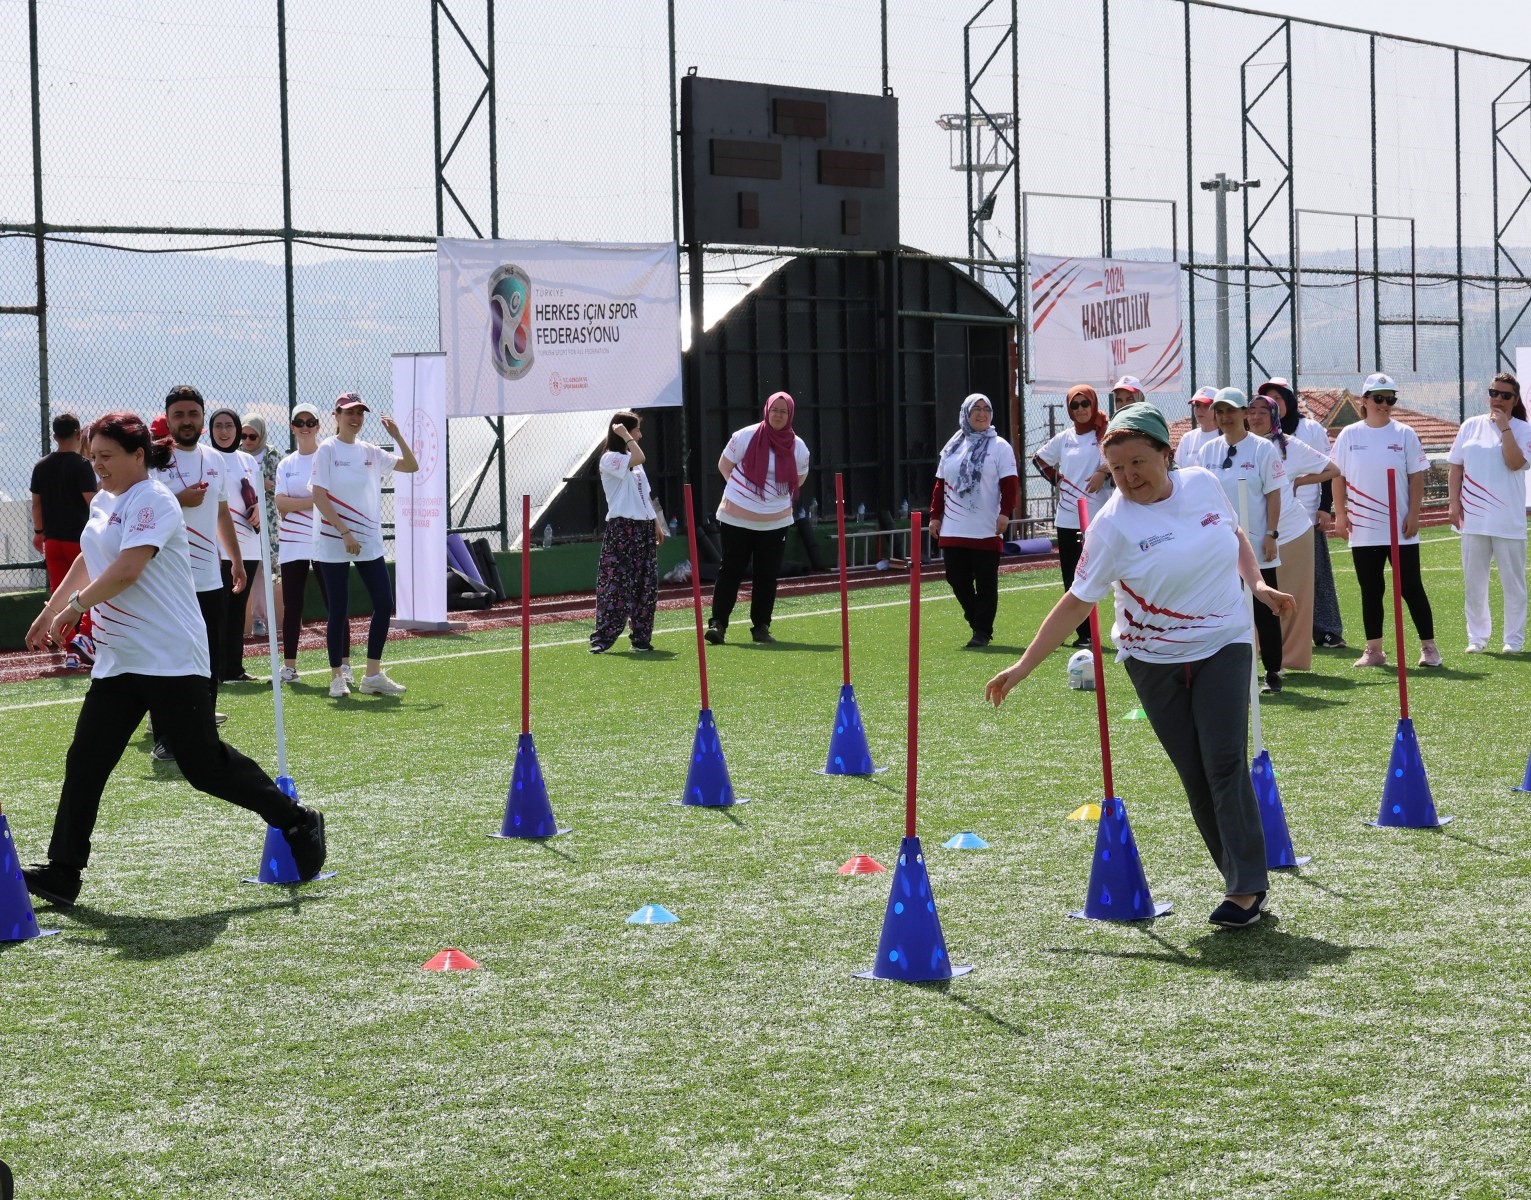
[836,473,851,686]
[906,511,921,839]
[521,494,532,735]
[1386,468,1410,720]
[1079,498,1114,800]
[683,483,710,711]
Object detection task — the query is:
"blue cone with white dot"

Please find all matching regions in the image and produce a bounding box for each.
[493,733,571,838]
[681,708,739,807]
[1070,797,1173,921]
[1252,750,1309,868]
[1371,717,1450,828]
[855,836,972,982]
[822,684,878,775]
[0,814,56,942]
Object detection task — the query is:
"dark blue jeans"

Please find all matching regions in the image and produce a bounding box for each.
[317,557,393,668]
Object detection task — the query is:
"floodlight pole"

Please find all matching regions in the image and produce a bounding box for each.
[1199,173,1259,387]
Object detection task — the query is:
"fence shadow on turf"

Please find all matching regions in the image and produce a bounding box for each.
[1044,919,1365,982]
[54,895,327,962]
[1440,828,1515,859]
[936,989,1030,1037]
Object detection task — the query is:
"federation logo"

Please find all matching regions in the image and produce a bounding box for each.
[489,263,534,381]
[410,408,441,485]
[1201,512,1222,527]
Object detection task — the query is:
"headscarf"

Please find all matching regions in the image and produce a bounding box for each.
[241,413,268,454]
[736,391,801,502]
[1256,395,1289,459]
[937,393,999,497]
[1104,402,1171,448]
[1066,384,1107,438]
[1259,380,1301,437]
[208,407,242,456]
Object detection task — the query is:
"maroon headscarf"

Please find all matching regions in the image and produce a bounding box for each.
[736,391,800,501]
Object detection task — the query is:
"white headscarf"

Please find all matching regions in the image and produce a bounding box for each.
[937,393,997,497]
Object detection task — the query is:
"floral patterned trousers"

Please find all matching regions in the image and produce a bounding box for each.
[592,517,658,648]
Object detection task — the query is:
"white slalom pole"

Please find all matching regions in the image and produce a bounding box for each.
[255,501,288,778]
[1238,477,1264,758]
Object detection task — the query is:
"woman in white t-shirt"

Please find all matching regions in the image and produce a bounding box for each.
[209,407,264,683]
[273,402,328,683]
[1448,372,1531,653]
[1033,384,1107,648]
[18,411,325,909]
[1174,385,1221,468]
[1197,388,1287,693]
[591,410,668,653]
[310,392,419,697]
[705,391,811,645]
[1247,392,1339,672]
[1332,373,1440,669]
[986,404,1294,929]
[930,393,1019,648]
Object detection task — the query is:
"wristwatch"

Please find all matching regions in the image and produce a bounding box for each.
[67,590,87,615]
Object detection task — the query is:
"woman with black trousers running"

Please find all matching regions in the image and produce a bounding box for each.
[20,412,325,909]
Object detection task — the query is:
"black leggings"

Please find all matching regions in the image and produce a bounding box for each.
[1252,566,1283,676]
[1351,543,1434,642]
[1056,528,1091,641]
[709,523,789,632]
[279,559,328,663]
[48,672,302,871]
[317,557,393,667]
[196,586,225,704]
[219,559,261,680]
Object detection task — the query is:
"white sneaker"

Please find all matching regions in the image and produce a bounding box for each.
[252,618,267,637]
[359,671,406,696]
[1466,642,1486,654]
[340,663,355,686]
[279,666,299,684]
[328,675,350,698]
[1503,644,1521,655]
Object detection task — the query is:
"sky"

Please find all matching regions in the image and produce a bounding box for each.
[1253,0,1519,59]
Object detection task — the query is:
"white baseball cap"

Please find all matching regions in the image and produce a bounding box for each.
[1212,387,1249,409]
[290,402,322,421]
[1111,375,1144,394]
[1362,372,1397,394]
[1191,385,1218,404]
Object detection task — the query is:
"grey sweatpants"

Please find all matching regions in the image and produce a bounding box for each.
[1123,642,1269,896]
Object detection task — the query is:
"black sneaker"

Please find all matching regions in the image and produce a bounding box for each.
[750,626,776,643]
[965,634,991,648]
[1261,671,1282,695]
[1315,632,1347,648]
[22,861,81,908]
[630,640,654,652]
[1208,892,1266,928]
[151,741,176,762]
[588,642,611,655]
[282,807,327,882]
[704,625,725,646]
[1070,635,1092,650]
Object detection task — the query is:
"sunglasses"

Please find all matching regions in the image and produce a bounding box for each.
[241,431,260,441]
[1489,388,1516,400]
[1220,447,1236,470]
[1067,400,1093,411]
[1369,394,1398,406]
[291,418,319,428]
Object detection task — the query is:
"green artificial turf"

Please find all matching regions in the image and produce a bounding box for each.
[3,526,1529,1199]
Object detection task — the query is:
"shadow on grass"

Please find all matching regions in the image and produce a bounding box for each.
[621,649,677,661]
[1045,917,1362,981]
[1276,868,1350,899]
[57,894,328,961]
[936,989,1030,1037]
[1441,828,1514,858]
[745,640,835,652]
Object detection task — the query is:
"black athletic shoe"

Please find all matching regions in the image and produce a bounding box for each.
[1208,892,1266,929]
[588,642,611,655]
[630,640,654,652]
[1071,635,1092,650]
[704,625,725,646]
[22,862,81,908]
[750,626,776,644]
[151,741,175,762]
[282,807,327,882]
[1315,632,1347,648]
[965,634,991,648]
[1261,671,1283,695]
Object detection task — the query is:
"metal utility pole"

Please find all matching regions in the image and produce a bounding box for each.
[1199,172,1259,387]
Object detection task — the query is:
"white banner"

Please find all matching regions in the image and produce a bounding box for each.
[391,352,449,629]
[437,239,682,417]
[1028,255,1184,393]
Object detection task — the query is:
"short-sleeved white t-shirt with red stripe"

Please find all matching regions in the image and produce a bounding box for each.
[1196,433,1285,567]
[80,479,209,680]
[1331,419,1430,548]
[151,444,229,593]
[1447,414,1531,540]
[1070,466,1252,664]
[1034,428,1105,531]
[275,450,319,566]
[310,436,399,563]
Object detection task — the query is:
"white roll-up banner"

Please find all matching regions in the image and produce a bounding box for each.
[391,352,449,628]
[437,239,682,417]
[1028,255,1184,393]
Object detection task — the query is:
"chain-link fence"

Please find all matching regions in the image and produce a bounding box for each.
[2,0,1528,585]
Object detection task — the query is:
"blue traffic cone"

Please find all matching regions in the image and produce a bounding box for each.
[244,776,338,884]
[1369,718,1452,828]
[1251,750,1310,868]
[819,684,880,775]
[679,708,745,807]
[0,815,58,941]
[854,836,972,982]
[1069,797,1173,921]
[491,733,571,838]
[1514,749,1531,793]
